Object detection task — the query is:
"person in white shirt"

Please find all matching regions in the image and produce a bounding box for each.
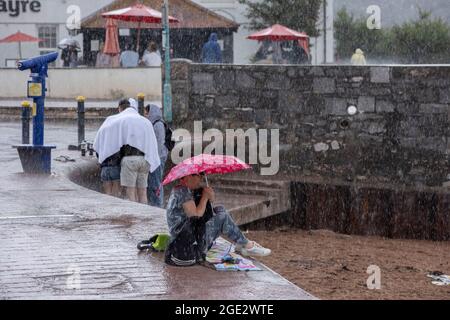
[119,44,139,68]
[142,42,162,67]
[94,98,160,204]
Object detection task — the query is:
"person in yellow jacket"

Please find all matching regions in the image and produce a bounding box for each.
[351,48,367,65]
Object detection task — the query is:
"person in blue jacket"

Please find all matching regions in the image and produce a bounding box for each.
[202,33,222,63]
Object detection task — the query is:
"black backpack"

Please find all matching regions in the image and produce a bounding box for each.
[164,219,205,266]
[153,119,175,151]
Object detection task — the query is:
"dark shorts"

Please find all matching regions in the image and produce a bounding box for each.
[101,166,121,182]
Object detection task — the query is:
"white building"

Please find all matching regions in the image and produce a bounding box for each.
[0,0,335,66]
[0,0,112,67]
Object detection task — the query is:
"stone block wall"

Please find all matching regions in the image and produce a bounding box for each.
[170,60,450,187]
[243,180,450,241]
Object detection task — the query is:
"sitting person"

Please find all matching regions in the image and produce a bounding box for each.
[119,44,139,68]
[141,42,162,67]
[165,173,271,266]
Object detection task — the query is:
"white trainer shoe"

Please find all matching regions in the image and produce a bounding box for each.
[239,241,271,257]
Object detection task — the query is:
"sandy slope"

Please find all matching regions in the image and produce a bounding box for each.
[247,229,450,300]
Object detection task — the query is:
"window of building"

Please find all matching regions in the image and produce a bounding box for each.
[38,25,58,49]
[37,24,58,66]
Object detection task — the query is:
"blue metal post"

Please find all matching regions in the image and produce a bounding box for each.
[13,52,58,174]
[32,73,45,146]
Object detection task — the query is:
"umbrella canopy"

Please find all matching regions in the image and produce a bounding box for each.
[247,24,309,41]
[103,18,120,55]
[58,37,81,50]
[162,154,251,186]
[0,31,42,59]
[101,3,179,51]
[101,3,179,24]
[0,31,42,43]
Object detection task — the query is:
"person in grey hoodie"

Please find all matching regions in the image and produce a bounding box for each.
[145,104,168,208]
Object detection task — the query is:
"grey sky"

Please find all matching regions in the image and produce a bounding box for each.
[334,0,450,26]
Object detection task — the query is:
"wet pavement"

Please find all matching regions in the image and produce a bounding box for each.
[0,121,315,300]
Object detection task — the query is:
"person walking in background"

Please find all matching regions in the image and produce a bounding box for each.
[291,42,309,64]
[351,48,367,65]
[142,42,162,67]
[120,44,139,67]
[94,98,160,204]
[96,42,112,67]
[144,104,168,208]
[202,33,222,63]
[95,42,120,67]
[61,45,78,68]
[119,99,160,203]
[254,42,274,64]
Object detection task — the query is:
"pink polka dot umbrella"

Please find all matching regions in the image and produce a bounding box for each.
[162,154,251,186]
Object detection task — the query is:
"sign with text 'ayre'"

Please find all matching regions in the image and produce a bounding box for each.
[0,1,42,17]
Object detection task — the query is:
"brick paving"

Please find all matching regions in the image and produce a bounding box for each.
[0,121,315,300]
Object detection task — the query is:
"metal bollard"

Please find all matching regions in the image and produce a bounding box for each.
[87,141,94,156]
[77,96,85,147]
[137,93,145,116]
[21,101,31,144]
[80,140,87,157]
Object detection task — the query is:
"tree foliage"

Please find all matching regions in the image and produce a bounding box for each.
[238,0,323,37]
[334,8,389,61]
[390,9,450,63]
[334,7,450,64]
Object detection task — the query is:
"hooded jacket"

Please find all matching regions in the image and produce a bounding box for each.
[351,49,367,65]
[148,104,168,161]
[202,33,222,63]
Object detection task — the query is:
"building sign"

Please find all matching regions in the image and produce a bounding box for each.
[91,40,99,52]
[119,29,130,36]
[0,0,41,17]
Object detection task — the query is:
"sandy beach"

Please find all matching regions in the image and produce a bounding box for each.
[247,228,450,300]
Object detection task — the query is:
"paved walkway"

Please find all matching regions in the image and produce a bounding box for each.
[0,121,315,300]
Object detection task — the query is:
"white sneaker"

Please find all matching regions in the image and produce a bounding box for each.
[239,241,271,257]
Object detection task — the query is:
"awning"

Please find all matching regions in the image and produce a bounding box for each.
[82,0,239,30]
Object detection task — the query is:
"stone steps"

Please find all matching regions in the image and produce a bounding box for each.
[208,175,291,226]
[213,184,283,197]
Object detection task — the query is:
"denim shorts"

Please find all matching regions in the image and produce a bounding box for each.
[101,166,121,182]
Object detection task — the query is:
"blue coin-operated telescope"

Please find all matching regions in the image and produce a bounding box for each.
[13,52,58,174]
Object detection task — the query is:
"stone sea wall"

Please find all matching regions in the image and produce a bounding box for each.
[170,60,450,187]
